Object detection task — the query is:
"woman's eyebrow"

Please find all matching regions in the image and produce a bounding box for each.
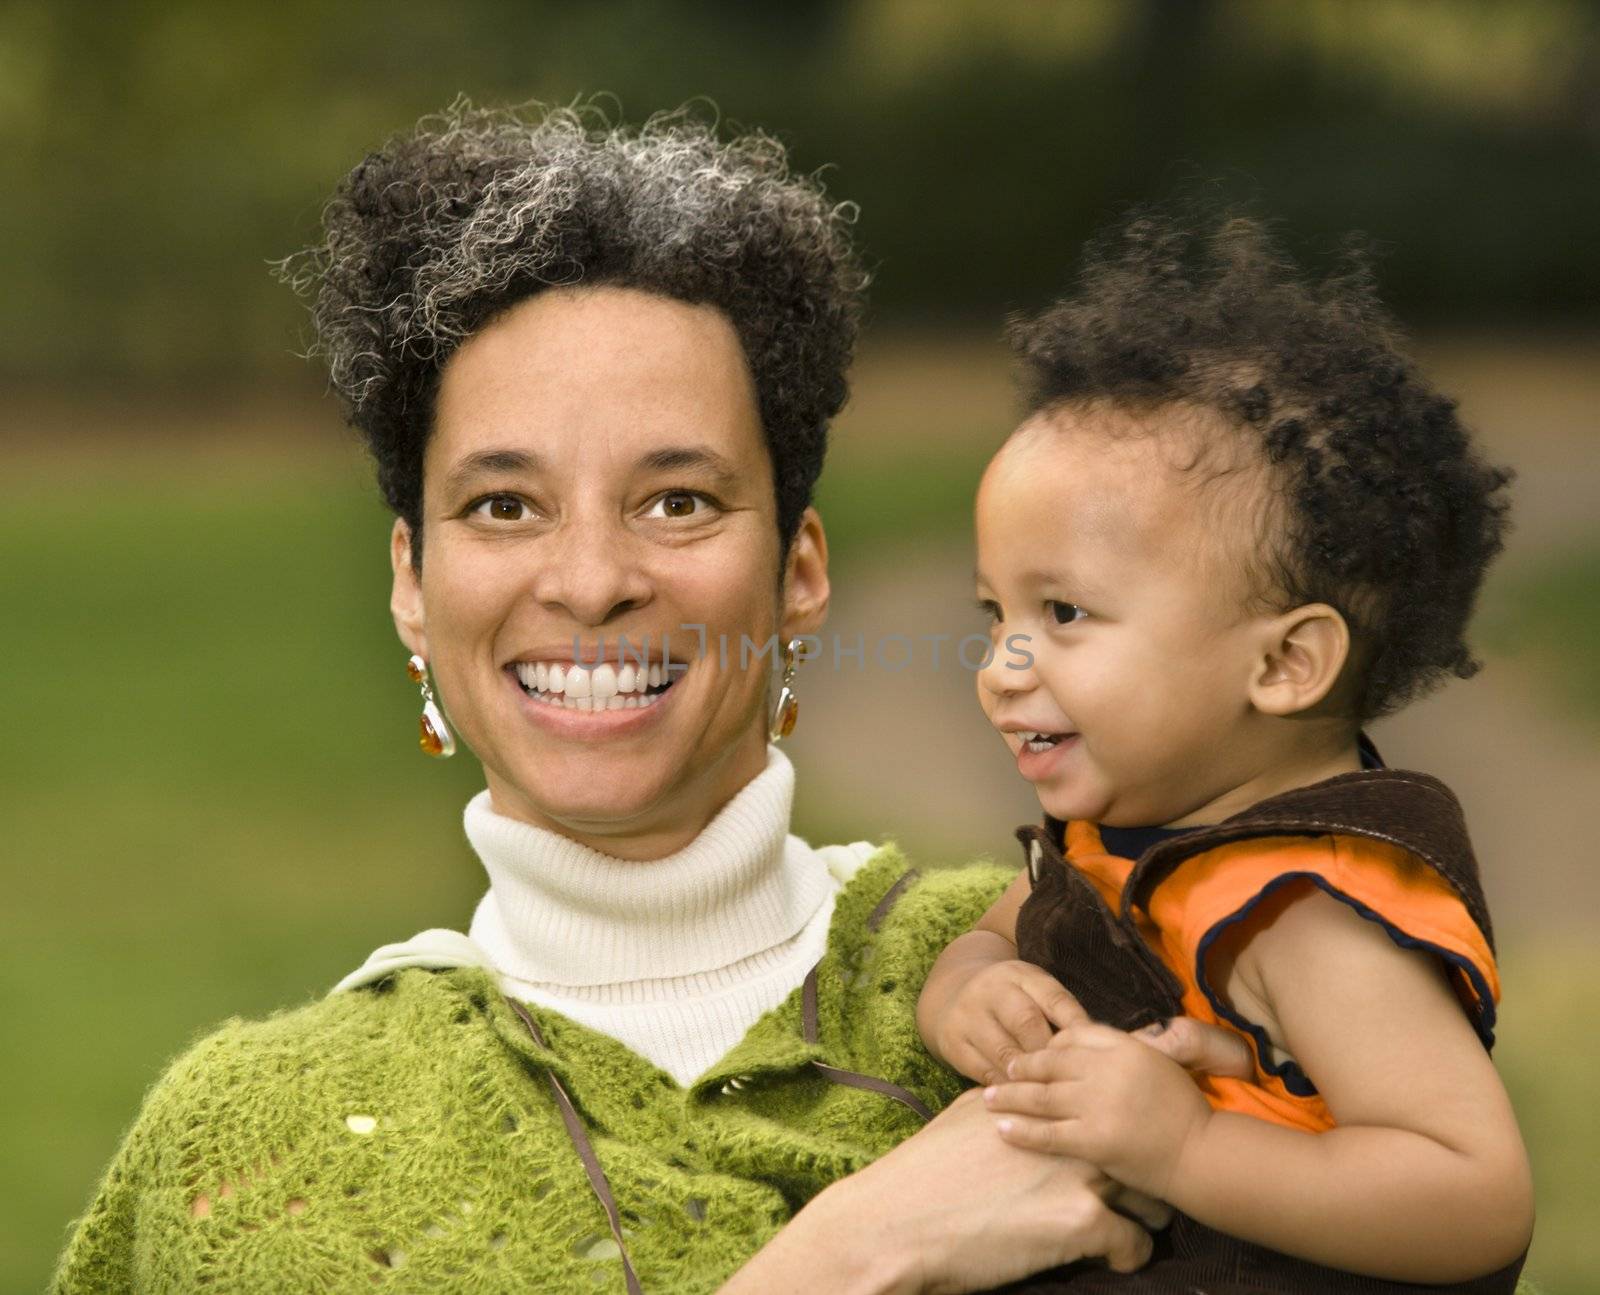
[637,445,741,492]
[443,448,545,493]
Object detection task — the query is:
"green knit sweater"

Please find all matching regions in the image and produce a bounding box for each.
[53,845,1012,1293]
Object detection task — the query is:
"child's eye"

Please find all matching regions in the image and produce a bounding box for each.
[1048,600,1087,625]
[644,491,716,519]
[974,598,1001,623]
[469,494,534,522]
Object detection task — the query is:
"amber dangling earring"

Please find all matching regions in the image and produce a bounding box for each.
[406,654,456,758]
[768,637,801,742]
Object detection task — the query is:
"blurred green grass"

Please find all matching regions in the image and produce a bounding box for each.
[4,450,1596,1293]
[1482,541,1600,725]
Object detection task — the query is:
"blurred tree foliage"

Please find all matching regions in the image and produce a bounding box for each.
[2,0,1597,385]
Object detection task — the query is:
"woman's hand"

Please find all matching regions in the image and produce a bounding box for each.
[721,1087,1164,1295]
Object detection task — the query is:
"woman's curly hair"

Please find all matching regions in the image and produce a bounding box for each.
[275,97,868,567]
[1008,206,1513,720]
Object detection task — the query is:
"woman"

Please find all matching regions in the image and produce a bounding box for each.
[53,102,1241,1294]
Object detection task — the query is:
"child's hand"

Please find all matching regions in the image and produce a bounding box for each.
[931,959,1087,1086]
[981,1020,1212,1199]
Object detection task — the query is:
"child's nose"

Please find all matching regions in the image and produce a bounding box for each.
[977,638,1035,697]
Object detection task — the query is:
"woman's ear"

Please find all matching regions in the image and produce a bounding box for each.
[1246,603,1351,717]
[390,517,428,658]
[779,506,830,641]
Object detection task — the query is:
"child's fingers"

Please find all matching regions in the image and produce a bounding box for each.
[990,989,1054,1057]
[981,1079,1076,1119]
[1003,1046,1076,1083]
[993,1114,1084,1158]
[1134,1016,1255,1080]
[945,1036,1001,1087]
[1045,1019,1127,1053]
[1013,967,1088,1037]
[960,1019,1028,1086]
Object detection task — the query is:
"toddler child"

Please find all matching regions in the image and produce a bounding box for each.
[915,208,1532,1292]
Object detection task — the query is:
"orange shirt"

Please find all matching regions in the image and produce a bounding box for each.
[1064,820,1500,1133]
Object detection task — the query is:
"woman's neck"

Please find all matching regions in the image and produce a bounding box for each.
[465,743,834,986]
[482,730,770,861]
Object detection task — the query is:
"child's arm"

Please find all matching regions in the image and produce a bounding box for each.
[983,885,1534,1282]
[915,870,1086,1084]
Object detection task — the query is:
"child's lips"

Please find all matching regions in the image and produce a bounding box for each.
[1015,731,1079,780]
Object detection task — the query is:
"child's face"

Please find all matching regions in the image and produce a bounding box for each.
[974,402,1276,827]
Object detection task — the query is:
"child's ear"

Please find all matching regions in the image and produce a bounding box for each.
[1246,603,1351,717]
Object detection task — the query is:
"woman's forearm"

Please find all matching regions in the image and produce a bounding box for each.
[717,1175,919,1295]
[722,1086,1160,1295]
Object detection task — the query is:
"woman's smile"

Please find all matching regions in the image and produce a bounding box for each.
[503,653,692,740]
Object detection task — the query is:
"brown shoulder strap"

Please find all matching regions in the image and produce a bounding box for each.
[505,998,645,1295]
[801,867,935,1121]
[1123,769,1495,950]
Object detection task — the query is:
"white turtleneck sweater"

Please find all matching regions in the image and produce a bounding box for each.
[463,745,878,1086]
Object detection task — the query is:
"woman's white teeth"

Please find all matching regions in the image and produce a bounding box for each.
[512,659,677,710]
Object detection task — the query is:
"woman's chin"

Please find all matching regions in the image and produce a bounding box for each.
[491,767,667,833]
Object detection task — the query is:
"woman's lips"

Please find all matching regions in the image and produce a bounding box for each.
[505,662,684,740]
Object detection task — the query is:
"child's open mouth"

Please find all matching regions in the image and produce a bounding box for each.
[1016,729,1073,752]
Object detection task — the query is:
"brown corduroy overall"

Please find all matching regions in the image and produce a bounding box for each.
[980,768,1528,1294]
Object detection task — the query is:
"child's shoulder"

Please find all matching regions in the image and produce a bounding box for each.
[1133,764,1492,944]
[1145,770,1502,1060]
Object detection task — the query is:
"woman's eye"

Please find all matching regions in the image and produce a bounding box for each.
[470,494,532,522]
[646,491,712,519]
[1048,600,1086,625]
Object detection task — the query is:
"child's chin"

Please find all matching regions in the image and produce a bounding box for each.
[1036,787,1102,823]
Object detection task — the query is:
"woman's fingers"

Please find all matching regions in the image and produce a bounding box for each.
[841,1085,1156,1290]
[1134,1016,1255,1080]
[1108,1184,1173,1231]
[1087,1202,1157,1273]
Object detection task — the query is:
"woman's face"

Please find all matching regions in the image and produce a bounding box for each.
[390,285,828,859]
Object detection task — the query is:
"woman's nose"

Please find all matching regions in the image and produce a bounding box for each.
[529,518,652,625]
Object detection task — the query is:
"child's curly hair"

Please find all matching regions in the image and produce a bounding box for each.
[1008,206,1513,720]
[274,97,867,569]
